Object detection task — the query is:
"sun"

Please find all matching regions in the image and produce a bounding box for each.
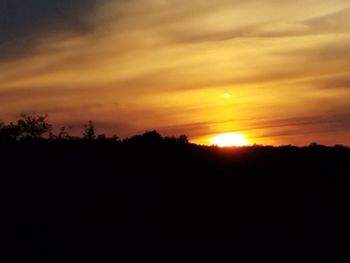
[211,133,250,147]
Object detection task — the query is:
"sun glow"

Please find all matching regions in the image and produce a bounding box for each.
[211,133,250,147]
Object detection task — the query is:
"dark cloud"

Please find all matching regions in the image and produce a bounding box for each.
[247,114,350,133]
[254,117,350,145]
[246,115,347,134]
[0,0,100,60]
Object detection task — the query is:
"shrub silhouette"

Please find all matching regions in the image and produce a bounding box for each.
[0,122,21,140]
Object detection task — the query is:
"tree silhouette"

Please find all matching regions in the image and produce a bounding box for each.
[58,126,73,140]
[16,114,52,139]
[178,134,189,144]
[83,120,95,139]
[142,130,162,142]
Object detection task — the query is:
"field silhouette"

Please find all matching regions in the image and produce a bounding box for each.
[2,115,350,258]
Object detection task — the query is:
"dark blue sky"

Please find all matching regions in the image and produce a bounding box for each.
[0,0,98,59]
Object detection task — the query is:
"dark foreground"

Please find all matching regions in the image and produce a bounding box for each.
[3,139,350,258]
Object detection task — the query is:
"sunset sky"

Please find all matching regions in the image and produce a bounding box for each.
[1,0,350,145]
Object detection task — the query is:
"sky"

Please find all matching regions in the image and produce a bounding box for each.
[1,0,350,145]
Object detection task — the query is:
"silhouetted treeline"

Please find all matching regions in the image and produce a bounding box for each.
[0,114,189,145]
[2,115,350,259]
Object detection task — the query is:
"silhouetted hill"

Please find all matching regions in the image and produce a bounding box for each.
[2,116,350,258]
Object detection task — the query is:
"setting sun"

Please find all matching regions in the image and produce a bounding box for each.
[211,133,250,147]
